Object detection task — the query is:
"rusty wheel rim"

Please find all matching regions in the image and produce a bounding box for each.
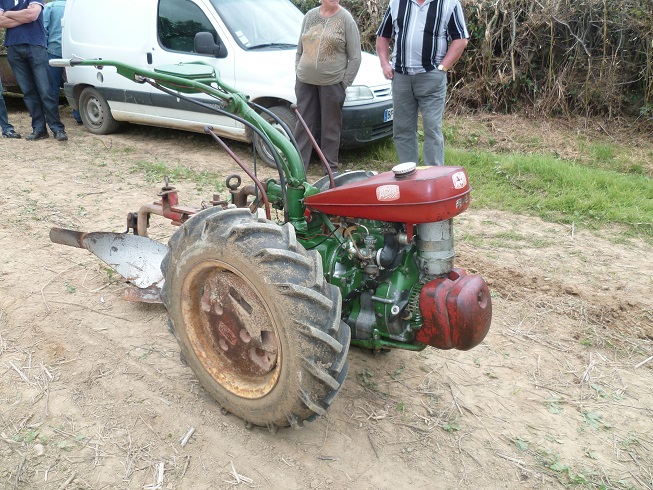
[181,260,280,399]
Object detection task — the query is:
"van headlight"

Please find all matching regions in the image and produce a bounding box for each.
[345,85,374,102]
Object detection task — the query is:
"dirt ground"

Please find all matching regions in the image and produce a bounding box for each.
[1,100,652,490]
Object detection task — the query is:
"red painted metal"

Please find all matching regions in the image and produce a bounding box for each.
[417,268,492,350]
[304,166,471,223]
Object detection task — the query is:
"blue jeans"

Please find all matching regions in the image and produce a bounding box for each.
[392,70,447,166]
[8,44,65,133]
[48,52,81,124]
[0,77,15,133]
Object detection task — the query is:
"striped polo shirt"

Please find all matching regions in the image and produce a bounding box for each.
[377,0,469,74]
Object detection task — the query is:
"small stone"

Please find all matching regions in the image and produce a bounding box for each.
[33,444,45,456]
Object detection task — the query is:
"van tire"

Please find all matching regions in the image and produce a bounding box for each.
[79,87,121,135]
[254,105,297,169]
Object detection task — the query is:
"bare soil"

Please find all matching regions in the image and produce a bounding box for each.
[1,101,652,489]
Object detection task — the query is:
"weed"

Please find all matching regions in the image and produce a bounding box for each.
[442,417,460,432]
[391,364,405,378]
[103,266,116,281]
[590,143,615,162]
[546,398,564,414]
[13,429,39,443]
[357,369,378,390]
[583,411,610,430]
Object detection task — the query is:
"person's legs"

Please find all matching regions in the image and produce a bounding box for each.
[294,79,321,173]
[392,73,420,164]
[0,78,15,133]
[318,83,346,173]
[47,53,63,101]
[415,70,447,166]
[8,44,47,134]
[31,45,65,133]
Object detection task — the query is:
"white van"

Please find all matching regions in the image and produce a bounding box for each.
[61,0,393,165]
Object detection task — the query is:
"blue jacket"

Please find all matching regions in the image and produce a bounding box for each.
[43,0,66,56]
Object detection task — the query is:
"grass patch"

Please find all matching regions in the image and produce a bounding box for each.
[346,137,652,240]
[458,149,653,238]
[131,160,225,192]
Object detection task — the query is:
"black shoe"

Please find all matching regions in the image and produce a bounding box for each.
[54,130,68,142]
[25,131,49,141]
[1,129,21,139]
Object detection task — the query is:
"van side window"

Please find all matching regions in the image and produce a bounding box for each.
[158,0,219,53]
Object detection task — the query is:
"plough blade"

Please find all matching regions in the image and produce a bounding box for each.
[49,228,168,289]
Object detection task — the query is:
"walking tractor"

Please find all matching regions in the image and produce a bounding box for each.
[49,44,492,431]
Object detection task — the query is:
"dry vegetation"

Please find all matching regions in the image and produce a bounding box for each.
[297,0,653,118]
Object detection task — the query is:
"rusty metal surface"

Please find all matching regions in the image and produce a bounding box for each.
[50,228,168,289]
[199,270,277,376]
[122,285,163,304]
[183,263,280,399]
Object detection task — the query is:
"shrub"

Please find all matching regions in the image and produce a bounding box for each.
[292,0,653,119]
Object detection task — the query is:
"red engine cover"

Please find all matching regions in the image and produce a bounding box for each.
[417,268,492,350]
[304,166,471,223]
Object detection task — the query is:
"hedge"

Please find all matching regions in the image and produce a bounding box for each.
[293,0,653,118]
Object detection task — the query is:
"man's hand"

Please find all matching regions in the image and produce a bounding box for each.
[376,36,395,80]
[380,60,394,80]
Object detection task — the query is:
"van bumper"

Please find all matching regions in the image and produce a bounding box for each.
[341,99,393,149]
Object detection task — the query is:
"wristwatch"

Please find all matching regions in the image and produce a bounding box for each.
[437,64,448,72]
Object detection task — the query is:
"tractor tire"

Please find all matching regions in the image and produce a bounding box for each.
[254,105,297,169]
[78,87,121,135]
[160,207,350,428]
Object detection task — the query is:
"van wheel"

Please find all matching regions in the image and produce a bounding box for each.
[79,87,121,135]
[254,106,297,169]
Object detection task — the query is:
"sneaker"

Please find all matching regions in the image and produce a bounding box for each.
[54,130,68,142]
[25,131,49,141]
[1,129,21,139]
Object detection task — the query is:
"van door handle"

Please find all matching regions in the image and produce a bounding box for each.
[147,53,153,65]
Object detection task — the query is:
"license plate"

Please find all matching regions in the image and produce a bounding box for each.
[384,107,394,122]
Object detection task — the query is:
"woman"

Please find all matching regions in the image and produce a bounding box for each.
[294,0,361,174]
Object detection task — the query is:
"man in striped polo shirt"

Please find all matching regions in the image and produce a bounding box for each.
[376,0,469,166]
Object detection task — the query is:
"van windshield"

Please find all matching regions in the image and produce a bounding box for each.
[210,0,303,49]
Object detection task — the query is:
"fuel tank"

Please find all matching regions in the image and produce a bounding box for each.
[304,164,471,223]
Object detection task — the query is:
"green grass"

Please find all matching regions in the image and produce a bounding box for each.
[458,149,652,237]
[342,134,653,241]
[130,160,225,192]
